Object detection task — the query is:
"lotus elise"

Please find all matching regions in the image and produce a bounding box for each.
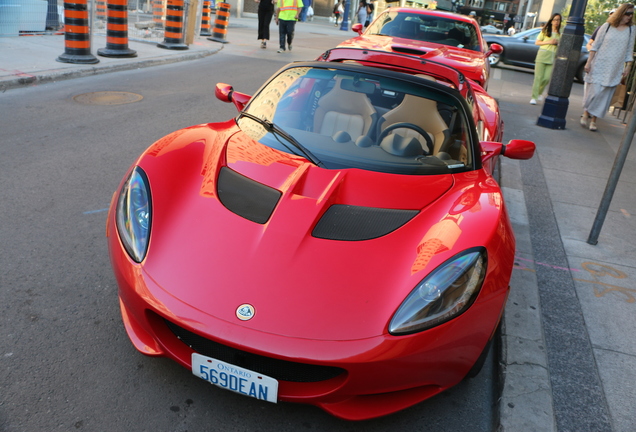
[107,53,535,420]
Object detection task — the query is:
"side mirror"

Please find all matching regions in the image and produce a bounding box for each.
[480,139,535,163]
[352,23,363,35]
[502,139,535,160]
[215,83,233,103]
[486,43,503,56]
[215,83,252,112]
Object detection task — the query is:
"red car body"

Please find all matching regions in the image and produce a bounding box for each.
[336,7,502,89]
[107,54,534,420]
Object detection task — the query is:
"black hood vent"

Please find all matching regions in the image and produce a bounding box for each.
[391,46,428,56]
[217,167,282,224]
[313,205,418,241]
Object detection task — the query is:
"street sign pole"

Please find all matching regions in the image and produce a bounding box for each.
[587,110,635,244]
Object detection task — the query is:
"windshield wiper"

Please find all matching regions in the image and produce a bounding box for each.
[238,112,325,167]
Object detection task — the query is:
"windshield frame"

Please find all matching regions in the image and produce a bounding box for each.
[238,61,482,175]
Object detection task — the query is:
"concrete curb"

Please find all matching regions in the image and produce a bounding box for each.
[0,47,222,92]
[499,158,556,431]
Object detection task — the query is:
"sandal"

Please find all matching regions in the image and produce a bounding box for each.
[589,121,597,131]
[580,116,588,128]
[260,41,266,49]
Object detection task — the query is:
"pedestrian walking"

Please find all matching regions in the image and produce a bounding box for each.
[274,0,303,53]
[299,0,311,21]
[586,9,616,51]
[581,3,635,131]
[256,0,275,49]
[333,0,343,27]
[357,0,368,27]
[365,1,374,27]
[529,13,561,105]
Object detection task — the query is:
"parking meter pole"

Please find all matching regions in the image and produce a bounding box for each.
[588,110,635,244]
[537,0,588,129]
[340,0,349,31]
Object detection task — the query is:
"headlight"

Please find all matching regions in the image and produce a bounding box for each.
[116,167,152,263]
[389,248,487,335]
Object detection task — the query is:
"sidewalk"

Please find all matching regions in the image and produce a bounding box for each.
[0,15,347,91]
[2,17,635,431]
[490,68,636,431]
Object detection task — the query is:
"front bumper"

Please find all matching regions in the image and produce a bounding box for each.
[108,217,507,420]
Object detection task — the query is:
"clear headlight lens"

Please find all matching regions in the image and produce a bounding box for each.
[389,248,487,335]
[116,167,152,263]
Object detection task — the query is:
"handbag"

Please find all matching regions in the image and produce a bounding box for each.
[611,83,628,108]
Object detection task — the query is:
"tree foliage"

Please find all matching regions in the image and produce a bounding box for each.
[561,0,621,34]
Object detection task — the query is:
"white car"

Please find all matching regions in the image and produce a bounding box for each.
[480,25,503,34]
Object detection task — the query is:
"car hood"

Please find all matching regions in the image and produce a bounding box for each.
[339,35,485,79]
[138,122,503,341]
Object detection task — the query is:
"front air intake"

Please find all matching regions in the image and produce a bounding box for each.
[217,167,282,224]
[165,319,345,382]
[312,205,418,241]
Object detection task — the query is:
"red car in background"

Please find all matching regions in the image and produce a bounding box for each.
[336,7,502,89]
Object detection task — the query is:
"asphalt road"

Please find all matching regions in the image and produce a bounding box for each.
[0,50,499,431]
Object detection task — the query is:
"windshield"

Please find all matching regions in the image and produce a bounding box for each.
[238,66,474,175]
[366,11,482,52]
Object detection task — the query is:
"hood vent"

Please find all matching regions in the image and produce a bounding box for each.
[313,205,418,241]
[217,167,282,224]
[391,46,428,56]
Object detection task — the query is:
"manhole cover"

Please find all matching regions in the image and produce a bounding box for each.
[73,91,143,105]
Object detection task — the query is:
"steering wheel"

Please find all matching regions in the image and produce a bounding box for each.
[378,122,434,155]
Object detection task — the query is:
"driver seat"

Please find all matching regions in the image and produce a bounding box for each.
[378,94,450,154]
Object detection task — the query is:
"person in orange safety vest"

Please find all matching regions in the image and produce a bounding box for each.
[274,0,303,53]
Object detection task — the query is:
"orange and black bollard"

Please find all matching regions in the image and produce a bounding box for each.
[98,0,137,58]
[157,0,188,50]
[208,2,230,44]
[200,0,212,37]
[57,0,99,64]
[152,0,164,28]
[96,0,107,21]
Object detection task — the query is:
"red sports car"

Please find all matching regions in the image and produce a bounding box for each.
[107,52,534,420]
[336,7,502,89]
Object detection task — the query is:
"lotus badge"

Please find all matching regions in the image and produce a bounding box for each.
[236,304,255,321]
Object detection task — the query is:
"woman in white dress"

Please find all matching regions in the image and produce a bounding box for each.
[357,0,368,27]
[581,3,635,131]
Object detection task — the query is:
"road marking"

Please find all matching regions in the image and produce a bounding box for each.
[514,255,581,272]
[83,208,109,215]
[514,257,635,304]
[575,261,635,303]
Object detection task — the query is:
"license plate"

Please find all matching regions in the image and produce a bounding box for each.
[191,353,278,403]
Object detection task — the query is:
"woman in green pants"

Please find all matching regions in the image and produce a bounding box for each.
[530,13,562,105]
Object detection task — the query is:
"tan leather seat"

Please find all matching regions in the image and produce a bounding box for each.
[379,94,450,154]
[314,78,376,141]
